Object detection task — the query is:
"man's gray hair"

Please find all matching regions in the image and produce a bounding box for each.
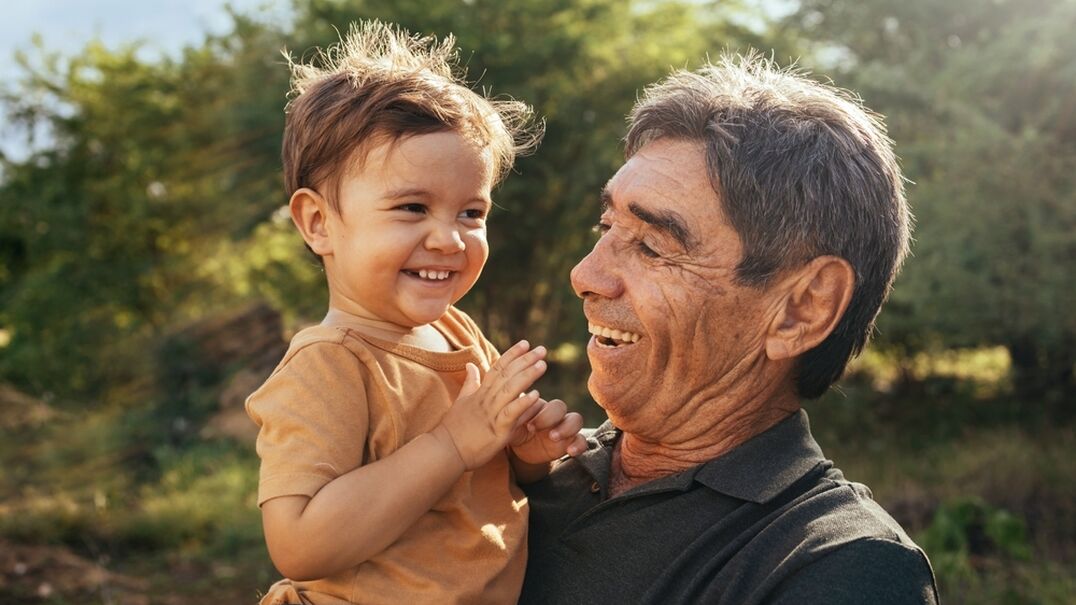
[626,52,910,399]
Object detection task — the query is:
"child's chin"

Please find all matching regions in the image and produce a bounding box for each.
[405,303,452,326]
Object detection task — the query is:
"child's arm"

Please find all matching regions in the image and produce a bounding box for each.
[261,341,547,581]
[508,397,588,484]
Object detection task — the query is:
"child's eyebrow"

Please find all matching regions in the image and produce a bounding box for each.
[384,187,430,200]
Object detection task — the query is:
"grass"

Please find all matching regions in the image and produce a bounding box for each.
[0,398,277,602]
[805,349,1076,604]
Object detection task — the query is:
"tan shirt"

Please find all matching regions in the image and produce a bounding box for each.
[246,307,528,605]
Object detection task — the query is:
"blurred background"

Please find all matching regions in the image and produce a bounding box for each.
[0,0,1073,602]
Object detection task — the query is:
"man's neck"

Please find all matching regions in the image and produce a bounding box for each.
[609,390,800,497]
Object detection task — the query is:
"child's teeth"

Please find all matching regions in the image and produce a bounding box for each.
[415,269,450,280]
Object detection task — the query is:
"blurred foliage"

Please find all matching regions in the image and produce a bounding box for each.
[2,0,1071,406]
[0,0,798,403]
[789,0,1076,407]
[0,0,1074,602]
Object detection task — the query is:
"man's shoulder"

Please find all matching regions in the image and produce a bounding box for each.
[727,470,937,603]
[786,470,916,543]
[743,468,923,562]
[764,535,939,604]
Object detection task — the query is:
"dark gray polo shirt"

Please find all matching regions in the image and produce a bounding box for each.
[519,410,939,604]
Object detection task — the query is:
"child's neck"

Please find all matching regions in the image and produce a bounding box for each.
[323,307,452,352]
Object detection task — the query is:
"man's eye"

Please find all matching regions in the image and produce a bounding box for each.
[637,240,660,258]
[592,222,610,237]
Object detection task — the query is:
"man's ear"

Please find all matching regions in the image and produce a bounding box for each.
[765,256,855,361]
[289,187,334,256]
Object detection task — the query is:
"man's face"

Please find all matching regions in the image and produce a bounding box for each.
[571,138,779,436]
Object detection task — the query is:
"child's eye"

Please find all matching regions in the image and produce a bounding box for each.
[396,203,427,214]
[460,208,487,221]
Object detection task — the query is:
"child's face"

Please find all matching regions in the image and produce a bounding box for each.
[322,130,494,328]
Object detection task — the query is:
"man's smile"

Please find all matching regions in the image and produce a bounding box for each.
[588,322,642,347]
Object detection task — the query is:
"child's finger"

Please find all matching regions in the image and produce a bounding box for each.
[458,362,482,399]
[514,397,545,430]
[529,398,568,432]
[499,389,541,425]
[487,340,531,380]
[565,433,588,457]
[548,410,583,442]
[497,358,547,402]
[499,345,546,383]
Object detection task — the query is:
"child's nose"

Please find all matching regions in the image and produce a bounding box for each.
[425,222,466,253]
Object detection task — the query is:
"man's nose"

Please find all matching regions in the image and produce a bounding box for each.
[570,237,621,299]
[425,220,466,253]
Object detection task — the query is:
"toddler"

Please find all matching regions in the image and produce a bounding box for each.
[246,21,586,605]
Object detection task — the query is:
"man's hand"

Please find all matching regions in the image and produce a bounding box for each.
[510,398,587,465]
[436,340,548,470]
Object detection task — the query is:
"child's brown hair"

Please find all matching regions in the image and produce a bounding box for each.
[282,20,541,212]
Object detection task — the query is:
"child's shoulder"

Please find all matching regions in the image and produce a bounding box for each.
[289,322,350,350]
[246,325,374,428]
[273,323,369,375]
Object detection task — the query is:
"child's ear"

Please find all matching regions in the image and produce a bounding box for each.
[289,188,334,256]
[764,256,855,361]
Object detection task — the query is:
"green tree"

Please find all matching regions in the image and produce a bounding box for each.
[791,0,1076,404]
[0,19,292,399]
[276,0,781,348]
[0,0,789,407]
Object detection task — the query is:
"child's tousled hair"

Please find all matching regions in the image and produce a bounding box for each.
[281,20,542,212]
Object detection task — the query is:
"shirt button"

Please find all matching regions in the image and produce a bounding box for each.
[590,481,601,493]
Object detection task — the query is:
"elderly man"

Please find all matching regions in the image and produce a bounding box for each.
[519,55,938,604]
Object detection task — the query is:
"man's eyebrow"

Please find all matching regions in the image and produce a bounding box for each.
[628,202,695,251]
[600,186,695,250]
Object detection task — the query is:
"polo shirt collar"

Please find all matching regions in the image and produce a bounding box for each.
[584,410,827,504]
[692,409,828,503]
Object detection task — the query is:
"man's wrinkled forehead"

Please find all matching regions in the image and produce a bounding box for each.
[601,155,700,253]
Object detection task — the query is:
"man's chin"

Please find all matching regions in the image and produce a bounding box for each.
[587,374,638,419]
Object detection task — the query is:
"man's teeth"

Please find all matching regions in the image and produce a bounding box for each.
[588,323,641,344]
[416,269,451,280]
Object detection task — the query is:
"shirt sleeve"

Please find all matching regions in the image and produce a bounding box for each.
[764,537,939,605]
[246,341,370,506]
